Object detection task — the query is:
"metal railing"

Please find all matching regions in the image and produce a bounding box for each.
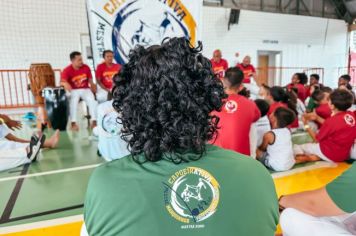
[0,69,61,109]
[255,67,324,86]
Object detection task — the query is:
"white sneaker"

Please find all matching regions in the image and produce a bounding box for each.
[27,134,46,162]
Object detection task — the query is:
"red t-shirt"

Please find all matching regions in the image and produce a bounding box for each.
[210,59,228,79]
[211,94,261,155]
[315,103,332,127]
[316,103,332,118]
[61,64,92,89]
[287,83,307,102]
[317,111,356,162]
[95,63,121,89]
[305,85,311,98]
[236,64,256,84]
[267,102,299,128]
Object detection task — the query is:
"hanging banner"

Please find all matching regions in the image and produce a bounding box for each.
[87,0,203,67]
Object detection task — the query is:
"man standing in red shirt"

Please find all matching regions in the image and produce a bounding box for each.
[294,89,356,163]
[210,49,228,79]
[61,51,98,131]
[95,50,121,103]
[236,56,257,84]
[211,67,261,156]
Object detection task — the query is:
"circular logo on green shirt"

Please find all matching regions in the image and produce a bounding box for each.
[163,167,220,224]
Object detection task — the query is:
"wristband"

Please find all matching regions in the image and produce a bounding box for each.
[304,124,310,130]
[0,118,4,125]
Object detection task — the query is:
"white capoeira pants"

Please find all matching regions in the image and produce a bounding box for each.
[281,208,355,236]
[68,89,98,122]
[0,140,30,172]
[96,87,109,104]
[293,143,332,162]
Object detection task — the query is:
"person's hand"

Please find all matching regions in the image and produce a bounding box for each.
[60,82,72,92]
[256,149,263,159]
[302,114,308,125]
[91,84,97,94]
[5,118,22,131]
[307,112,318,121]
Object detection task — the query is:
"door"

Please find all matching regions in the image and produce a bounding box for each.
[258,55,269,86]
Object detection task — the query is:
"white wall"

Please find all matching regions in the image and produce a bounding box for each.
[0,1,348,87]
[0,0,89,70]
[201,7,348,87]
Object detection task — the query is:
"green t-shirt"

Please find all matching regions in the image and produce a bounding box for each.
[306,98,317,112]
[84,145,278,236]
[326,163,356,213]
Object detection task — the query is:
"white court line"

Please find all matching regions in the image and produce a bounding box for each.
[0,164,101,183]
[272,161,337,179]
[0,214,83,234]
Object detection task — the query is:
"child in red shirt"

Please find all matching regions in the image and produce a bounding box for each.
[294,89,356,163]
[211,67,261,156]
[265,86,299,129]
[303,87,332,128]
[286,73,307,102]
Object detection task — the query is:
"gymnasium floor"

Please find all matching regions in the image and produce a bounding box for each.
[0,115,351,236]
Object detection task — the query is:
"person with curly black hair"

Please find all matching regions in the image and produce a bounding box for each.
[82,37,278,236]
[287,73,308,102]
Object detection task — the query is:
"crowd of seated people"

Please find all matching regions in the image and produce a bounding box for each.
[1,37,355,235]
[81,38,356,236]
[211,50,356,171]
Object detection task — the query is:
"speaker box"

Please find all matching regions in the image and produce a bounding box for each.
[228,9,240,30]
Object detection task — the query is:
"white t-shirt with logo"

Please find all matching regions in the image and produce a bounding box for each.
[96,100,130,161]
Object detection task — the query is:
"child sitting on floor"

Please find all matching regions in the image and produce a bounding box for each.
[254,99,271,147]
[294,89,356,164]
[266,86,299,130]
[94,99,129,161]
[303,87,332,128]
[256,107,296,171]
[249,99,270,159]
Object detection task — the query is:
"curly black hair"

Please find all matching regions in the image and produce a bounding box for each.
[112,37,226,163]
[294,73,308,85]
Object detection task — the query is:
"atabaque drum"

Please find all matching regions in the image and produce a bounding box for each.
[43,87,68,130]
[29,63,56,104]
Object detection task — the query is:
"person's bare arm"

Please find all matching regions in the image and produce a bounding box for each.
[5,133,29,143]
[60,81,72,91]
[88,78,97,94]
[0,114,22,130]
[302,115,318,142]
[279,188,346,217]
[314,115,325,125]
[256,132,274,158]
